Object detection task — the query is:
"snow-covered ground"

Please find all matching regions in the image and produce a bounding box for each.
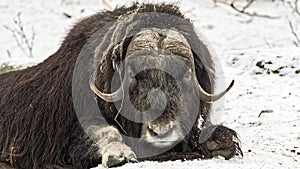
[1,0,299,168]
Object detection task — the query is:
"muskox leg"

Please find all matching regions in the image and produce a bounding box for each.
[198,125,243,160]
[87,125,137,167]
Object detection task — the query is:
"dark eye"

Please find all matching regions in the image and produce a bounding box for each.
[128,67,135,78]
[128,67,137,84]
[183,69,192,81]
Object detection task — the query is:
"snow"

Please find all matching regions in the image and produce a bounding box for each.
[0,0,299,168]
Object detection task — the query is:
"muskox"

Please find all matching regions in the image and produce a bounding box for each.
[0,3,242,169]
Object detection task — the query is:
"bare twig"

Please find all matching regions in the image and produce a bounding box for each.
[4,25,26,55]
[258,109,273,118]
[9,146,15,168]
[6,50,11,58]
[263,37,274,49]
[287,17,300,46]
[3,12,35,58]
[214,0,231,5]
[63,12,72,18]
[296,0,300,16]
[214,0,280,19]
[241,0,255,12]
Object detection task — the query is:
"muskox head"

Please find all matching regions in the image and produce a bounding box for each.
[89,27,233,148]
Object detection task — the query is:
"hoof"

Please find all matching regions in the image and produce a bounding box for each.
[101,141,138,168]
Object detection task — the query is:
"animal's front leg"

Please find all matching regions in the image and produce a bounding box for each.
[199,125,243,160]
[88,125,137,167]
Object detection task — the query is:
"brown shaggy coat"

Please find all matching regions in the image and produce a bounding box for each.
[0,3,241,169]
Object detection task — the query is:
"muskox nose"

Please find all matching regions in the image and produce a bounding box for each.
[147,122,174,138]
[147,89,167,111]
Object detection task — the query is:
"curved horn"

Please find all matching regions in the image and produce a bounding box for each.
[198,80,234,103]
[89,77,124,102]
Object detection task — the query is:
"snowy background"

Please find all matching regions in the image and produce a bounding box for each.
[0,0,299,168]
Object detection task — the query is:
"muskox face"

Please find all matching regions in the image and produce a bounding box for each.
[124,30,198,147]
[128,67,196,148]
[90,29,234,148]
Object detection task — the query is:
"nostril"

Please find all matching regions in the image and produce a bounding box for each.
[148,124,154,130]
[148,127,159,137]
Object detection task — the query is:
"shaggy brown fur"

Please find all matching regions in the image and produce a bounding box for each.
[0,3,242,169]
